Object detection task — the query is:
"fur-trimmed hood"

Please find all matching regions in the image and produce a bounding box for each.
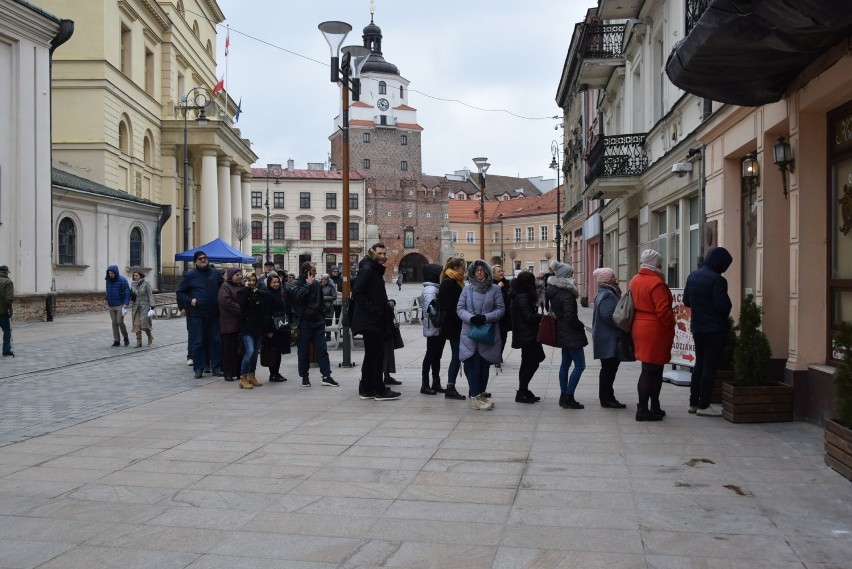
[547,275,579,297]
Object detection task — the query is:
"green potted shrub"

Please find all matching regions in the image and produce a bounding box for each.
[825,321,852,480]
[711,316,737,403]
[721,294,793,422]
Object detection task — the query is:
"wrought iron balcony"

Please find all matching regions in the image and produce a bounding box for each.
[686,0,711,35]
[582,24,625,60]
[585,133,649,185]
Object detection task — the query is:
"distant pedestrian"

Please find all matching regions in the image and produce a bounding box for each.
[683,246,733,417]
[0,265,14,357]
[129,269,154,347]
[396,273,403,291]
[419,263,445,394]
[591,267,628,409]
[438,256,467,401]
[535,272,547,313]
[547,261,588,410]
[176,251,224,379]
[104,264,131,347]
[218,267,243,382]
[510,271,544,403]
[629,249,675,422]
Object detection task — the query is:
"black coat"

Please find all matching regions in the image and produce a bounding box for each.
[176,266,222,317]
[237,286,266,336]
[546,277,588,349]
[494,277,512,332]
[510,289,541,348]
[683,246,733,334]
[290,275,326,323]
[263,288,291,354]
[350,256,393,334]
[438,276,464,341]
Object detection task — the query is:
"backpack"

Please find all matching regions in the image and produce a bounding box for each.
[612,289,635,333]
[426,298,445,328]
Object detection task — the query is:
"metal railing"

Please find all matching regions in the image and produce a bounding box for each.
[686,0,712,35]
[585,133,649,184]
[582,24,626,59]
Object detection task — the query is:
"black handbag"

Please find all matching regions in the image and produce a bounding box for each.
[272,315,287,331]
[615,333,636,362]
[392,323,404,349]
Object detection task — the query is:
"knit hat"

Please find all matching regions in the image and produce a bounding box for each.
[593,267,616,284]
[0,265,8,274]
[640,249,663,269]
[193,250,207,261]
[550,260,574,279]
[226,267,241,280]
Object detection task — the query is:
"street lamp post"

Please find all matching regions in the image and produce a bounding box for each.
[498,214,505,267]
[319,21,371,368]
[472,157,490,260]
[550,140,562,262]
[177,87,210,271]
[265,163,282,263]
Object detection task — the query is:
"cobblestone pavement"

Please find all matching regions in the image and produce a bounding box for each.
[0,283,850,568]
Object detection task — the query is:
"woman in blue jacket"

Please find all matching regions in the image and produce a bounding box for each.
[591,267,629,409]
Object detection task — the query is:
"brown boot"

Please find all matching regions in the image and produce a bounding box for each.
[145,329,153,346]
[248,372,262,387]
[239,374,253,389]
[135,333,142,348]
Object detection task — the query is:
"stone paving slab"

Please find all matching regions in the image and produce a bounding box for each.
[0,283,850,568]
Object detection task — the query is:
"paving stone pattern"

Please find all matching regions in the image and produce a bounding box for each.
[0,283,850,568]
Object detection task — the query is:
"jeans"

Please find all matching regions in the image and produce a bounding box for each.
[187,312,222,374]
[297,319,331,378]
[108,305,128,341]
[446,336,461,385]
[0,314,11,354]
[359,330,386,396]
[690,330,728,409]
[422,335,445,381]
[463,351,490,398]
[240,334,262,376]
[558,347,586,395]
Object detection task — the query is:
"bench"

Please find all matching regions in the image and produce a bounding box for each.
[153,293,181,318]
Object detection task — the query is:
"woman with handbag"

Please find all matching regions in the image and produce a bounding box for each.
[546,261,588,409]
[457,259,505,410]
[509,271,544,404]
[130,269,154,347]
[629,249,675,421]
[592,268,629,409]
[262,273,290,382]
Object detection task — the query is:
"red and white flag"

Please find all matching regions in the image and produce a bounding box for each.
[212,75,224,95]
[224,31,230,57]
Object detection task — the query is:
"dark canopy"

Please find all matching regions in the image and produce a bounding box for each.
[666,0,852,107]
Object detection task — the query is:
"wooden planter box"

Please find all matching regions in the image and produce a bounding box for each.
[825,419,852,481]
[713,370,734,404]
[721,381,794,423]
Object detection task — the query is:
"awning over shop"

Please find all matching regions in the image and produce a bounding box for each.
[665,0,852,107]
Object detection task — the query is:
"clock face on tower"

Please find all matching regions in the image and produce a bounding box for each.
[377,98,390,111]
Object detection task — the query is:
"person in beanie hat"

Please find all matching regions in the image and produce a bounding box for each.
[629,249,675,421]
[591,267,629,409]
[0,265,14,357]
[218,267,244,382]
[177,250,224,378]
[546,260,588,409]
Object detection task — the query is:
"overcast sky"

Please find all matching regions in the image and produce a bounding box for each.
[213,1,590,179]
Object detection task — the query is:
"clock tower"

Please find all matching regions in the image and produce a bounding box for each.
[329,11,446,282]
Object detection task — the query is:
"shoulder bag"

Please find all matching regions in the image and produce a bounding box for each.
[536,312,559,347]
[612,289,635,332]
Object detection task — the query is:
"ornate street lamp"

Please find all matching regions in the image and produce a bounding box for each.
[319,20,371,368]
[472,157,490,260]
[265,163,282,263]
[549,140,562,262]
[177,87,210,270]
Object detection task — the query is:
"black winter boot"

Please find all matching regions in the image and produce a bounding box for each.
[431,376,446,393]
[559,393,569,408]
[444,384,465,400]
[563,394,585,409]
[420,378,436,395]
[636,404,663,421]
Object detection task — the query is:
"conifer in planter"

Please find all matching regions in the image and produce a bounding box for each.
[825,322,852,481]
[721,295,793,422]
[712,316,737,403]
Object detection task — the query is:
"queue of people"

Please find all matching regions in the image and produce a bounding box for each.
[89,244,732,420]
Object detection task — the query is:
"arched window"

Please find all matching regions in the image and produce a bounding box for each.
[143,134,153,165]
[177,0,185,17]
[251,220,262,239]
[130,227,143,267]
[58,217,76,265]
[118,121,129,154]
[206,39,212,55]
[192,21,199,38]
[378,81,387,95]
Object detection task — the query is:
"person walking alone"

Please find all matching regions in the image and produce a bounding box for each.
[104,264,130,347]
[129,269,154,347]
[547,261,588,409]
[0,265,14,357]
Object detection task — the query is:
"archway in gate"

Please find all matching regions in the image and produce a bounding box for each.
[398,252,429,283]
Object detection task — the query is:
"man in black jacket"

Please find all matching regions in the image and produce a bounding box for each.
[176,251,223,379]
[290,261,337,388]
[350,243,399,401]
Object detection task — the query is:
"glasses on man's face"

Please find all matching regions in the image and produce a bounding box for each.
[196,256,207,261]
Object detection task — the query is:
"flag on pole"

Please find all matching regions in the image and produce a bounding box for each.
[235,98,242,123]
[212,75,224,95]
[224,30,230,57]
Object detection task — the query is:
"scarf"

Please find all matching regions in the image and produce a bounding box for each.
[599,281,622,299]
[640,262,664,276]
[444,268,465,288]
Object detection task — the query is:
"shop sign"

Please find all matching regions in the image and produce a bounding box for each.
[670,288,696,366]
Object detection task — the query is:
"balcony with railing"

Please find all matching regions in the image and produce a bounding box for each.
[583,133,648,198]
[686,0,711,35]
[577,23,625,89]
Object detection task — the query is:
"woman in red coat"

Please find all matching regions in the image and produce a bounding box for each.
[629,249,675,421]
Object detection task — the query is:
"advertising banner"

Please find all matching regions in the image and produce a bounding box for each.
[670,288,696,367]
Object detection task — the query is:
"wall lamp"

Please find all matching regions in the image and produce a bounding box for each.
[741,152,759,190]
[773,136,794,199]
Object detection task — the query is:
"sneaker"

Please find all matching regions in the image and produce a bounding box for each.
[112,341,120,347]
[322,376,339,387]
[696,405,722,417]
[470,394,494,410]
[601,400,628,409]
[359,393,375,400]
[301,377,311,388]
[186,358,193,366]
[193,371,203,379]
[269,374,286,383]
[688,406,698,414]
[384,376,402,385]
[374,388,401,401]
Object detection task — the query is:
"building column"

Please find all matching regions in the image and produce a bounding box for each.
[160,147,179,263]
[199,147,219,245]
[242,174,252,256]
[231,166,243,251]
[217,158,232,244]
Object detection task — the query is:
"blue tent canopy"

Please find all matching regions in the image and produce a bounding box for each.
[174,237,255,264]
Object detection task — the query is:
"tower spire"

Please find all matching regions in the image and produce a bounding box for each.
[370,0,375,21]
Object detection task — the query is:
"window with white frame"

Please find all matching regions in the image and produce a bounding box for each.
[492,232,500,243]
[451,231,458,243]
[58,217,76,265]
[540,225,548,242]
[527,227,534,242]
[129,227,143,267]
[466,231,475,243]
[514,228,521,242]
